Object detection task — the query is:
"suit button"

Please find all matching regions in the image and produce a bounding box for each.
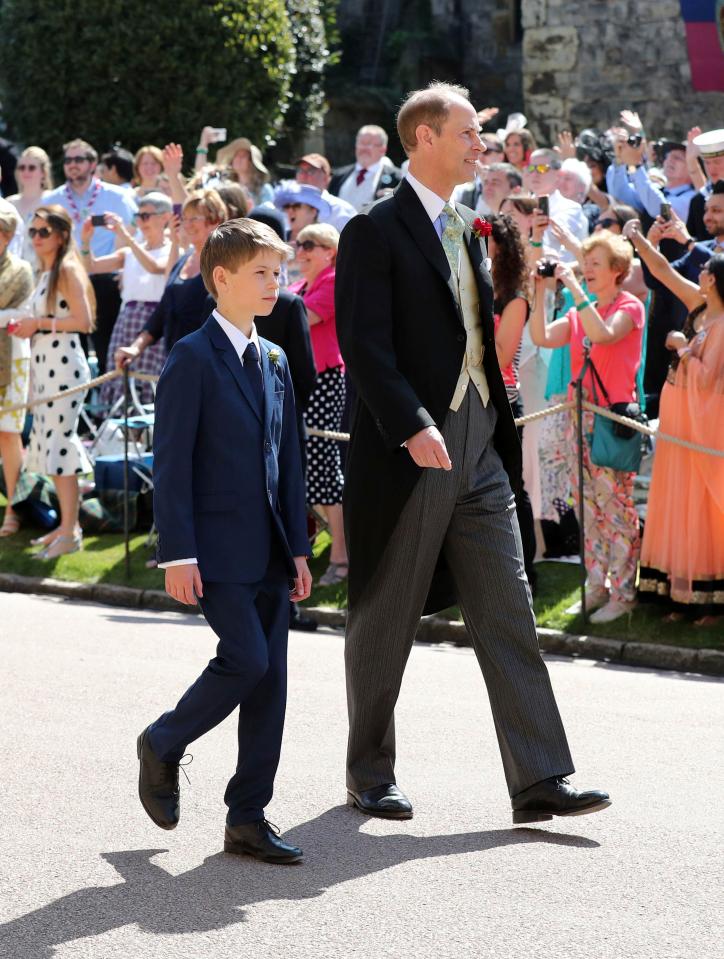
[457,333,465,342]
[264,440,271,452]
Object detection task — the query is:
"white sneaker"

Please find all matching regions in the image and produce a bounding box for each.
[565,586,608,615]
[589,599,636,624]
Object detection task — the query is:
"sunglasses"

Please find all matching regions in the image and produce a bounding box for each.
[28,226,53,239]
[295,240,325,252]
[17,163,39,172]
[63,156,91,164]
[134,211,161,222]
[596,218,618,229]
[526,163,558,174]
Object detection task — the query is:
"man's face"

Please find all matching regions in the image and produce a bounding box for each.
[663,149,689,185]
[63,151,95,187]
[430,99,484,187]
[478,140,503,168]
[482,169,512,210]
[219,250,282,315]
[296,162,329,190]
[558,170,586,204]
[355,133,386,168]
[524,156,559,196]
[704,154,724,184]
[703,194,724,237]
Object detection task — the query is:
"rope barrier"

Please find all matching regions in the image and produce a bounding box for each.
[2,368,723,458]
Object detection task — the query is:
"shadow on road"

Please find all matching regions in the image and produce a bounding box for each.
[0,805,599,956]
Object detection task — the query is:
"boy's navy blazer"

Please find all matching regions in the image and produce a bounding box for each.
[153,314,309,583]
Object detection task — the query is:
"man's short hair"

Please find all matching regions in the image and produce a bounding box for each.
[487,162,523,189]
[529,148,561,169]
[357,125,388,147]
[561,157,593,195]
[396,82,471,156]
[62,138,98,163]
[200,217,293,297]
[101,147,134,183]
[0,199,21,236]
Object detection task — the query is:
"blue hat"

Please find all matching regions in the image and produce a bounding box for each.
[273,180,331,219]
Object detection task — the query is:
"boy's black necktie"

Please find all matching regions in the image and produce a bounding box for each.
[243,342,264,414]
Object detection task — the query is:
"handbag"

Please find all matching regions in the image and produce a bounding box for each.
[586,356,646,473]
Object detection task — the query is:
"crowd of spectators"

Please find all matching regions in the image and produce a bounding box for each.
[0,108,721,625]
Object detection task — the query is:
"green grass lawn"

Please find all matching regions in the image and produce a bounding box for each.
[1,506,720,650]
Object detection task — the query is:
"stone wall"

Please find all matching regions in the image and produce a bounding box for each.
[522,0,724,145]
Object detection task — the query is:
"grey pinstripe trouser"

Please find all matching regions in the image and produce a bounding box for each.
[345,387,574,798]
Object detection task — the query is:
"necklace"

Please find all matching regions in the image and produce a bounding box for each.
[63,178,102,225]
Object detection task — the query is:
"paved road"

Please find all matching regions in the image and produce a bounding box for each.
[0,591,722,959]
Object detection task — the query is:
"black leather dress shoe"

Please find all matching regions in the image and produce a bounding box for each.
[136,727,180,830]
[347,784,413,820]
[224,820,303,863]
[512,776,611,824]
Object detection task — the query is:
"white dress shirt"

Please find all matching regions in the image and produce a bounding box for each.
[338,159,384,210]
[157,309,260,569]
[405,171,452,237]
[544,190,590,263]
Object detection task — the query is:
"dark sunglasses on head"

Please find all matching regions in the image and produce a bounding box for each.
[28,226,53,238]
[295,240,324,252]
[17,163,39,172]
[134,211,161,222]
[63,155,91,164]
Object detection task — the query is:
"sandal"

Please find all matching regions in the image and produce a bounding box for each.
[318,562,349,586]
[0,512,21,537]
[34,533,83,560]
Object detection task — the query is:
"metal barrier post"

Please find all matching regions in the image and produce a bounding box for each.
[123,366,130,580]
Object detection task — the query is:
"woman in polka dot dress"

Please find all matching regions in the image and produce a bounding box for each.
[10,205,95,560]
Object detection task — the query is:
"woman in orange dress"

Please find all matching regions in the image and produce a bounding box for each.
[625,222,724,622]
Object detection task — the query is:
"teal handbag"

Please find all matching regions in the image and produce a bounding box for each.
[587,358,645,473]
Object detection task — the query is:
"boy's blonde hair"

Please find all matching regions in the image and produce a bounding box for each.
[200,217,293,297]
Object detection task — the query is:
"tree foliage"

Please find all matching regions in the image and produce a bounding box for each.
[281,0,329,151]
[0,0,296,163]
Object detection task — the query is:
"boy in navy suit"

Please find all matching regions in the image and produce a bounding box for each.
[137,219,312,864]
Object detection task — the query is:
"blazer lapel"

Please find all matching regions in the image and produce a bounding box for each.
[204,316,263,423]
[259,340,278,437]
[395,179,458,302]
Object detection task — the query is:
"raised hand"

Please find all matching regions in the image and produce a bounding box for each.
[477,107,499,125]
[620,110,643,133]
[556,130,576,160]
[162,143,184,178]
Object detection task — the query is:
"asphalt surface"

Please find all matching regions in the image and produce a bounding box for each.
[1,591,722,959]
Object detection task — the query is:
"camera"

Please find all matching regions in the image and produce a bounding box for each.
[659,201,672,221]
[209,127,227,143]
[537,259,557,278]
[537,195,549,217]
[90,214,107,227]
[627,134,642,148]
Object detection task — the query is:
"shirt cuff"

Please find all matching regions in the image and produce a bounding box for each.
[157,558,198,569]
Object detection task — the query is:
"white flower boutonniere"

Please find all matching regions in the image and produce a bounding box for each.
[268,348,281,367]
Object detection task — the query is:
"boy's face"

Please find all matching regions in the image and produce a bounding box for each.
[217,250,283,315]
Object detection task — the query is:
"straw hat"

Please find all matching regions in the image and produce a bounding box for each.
[216,137,269,177]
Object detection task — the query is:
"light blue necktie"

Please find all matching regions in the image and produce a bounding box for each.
[440,202,466,283]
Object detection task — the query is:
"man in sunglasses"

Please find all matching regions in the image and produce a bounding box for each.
[44,138,137,373]
[523,148,589,263]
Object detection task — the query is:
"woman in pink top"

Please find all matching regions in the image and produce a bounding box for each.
[288,222,348,586]
[530,232,645,624]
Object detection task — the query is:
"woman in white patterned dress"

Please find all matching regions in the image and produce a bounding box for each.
[10,205,95,559]
[0,206,34,536]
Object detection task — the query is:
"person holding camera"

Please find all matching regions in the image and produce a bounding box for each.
[523,149,589,263]
[529,232,645,624]
[81,192,173,406]
[44,139,137,374]
[606,112,696,224]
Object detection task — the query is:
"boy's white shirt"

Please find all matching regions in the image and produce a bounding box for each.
[157,308,260,570]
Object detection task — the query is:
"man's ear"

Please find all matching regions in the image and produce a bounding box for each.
[212,264,227,293]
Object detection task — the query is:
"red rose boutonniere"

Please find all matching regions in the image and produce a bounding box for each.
[472,216,492,240]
